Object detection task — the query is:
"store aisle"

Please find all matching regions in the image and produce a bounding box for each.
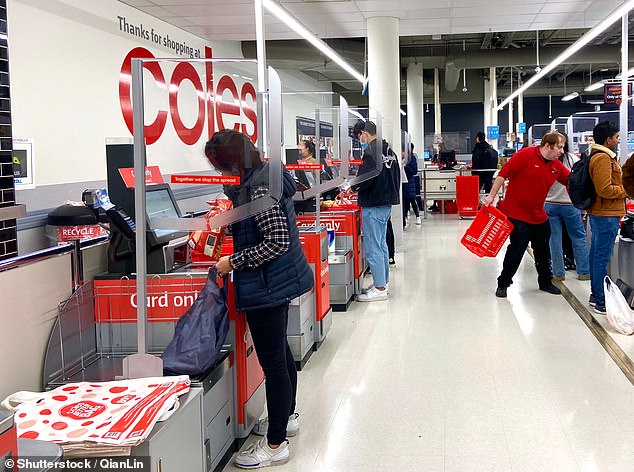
[223,214,634,472]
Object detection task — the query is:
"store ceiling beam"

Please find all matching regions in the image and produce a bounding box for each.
[501,32,516,49]
[481,33,494,50]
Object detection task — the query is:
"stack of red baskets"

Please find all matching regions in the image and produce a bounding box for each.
[455,175,480,218]
[461,205,514,257]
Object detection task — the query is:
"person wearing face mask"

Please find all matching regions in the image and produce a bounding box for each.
[586,121,629,314]
[351,120,400,302]
[484,131,570,298]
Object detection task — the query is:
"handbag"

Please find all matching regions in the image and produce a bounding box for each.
[162,267,230,375]
[604,276,634,335]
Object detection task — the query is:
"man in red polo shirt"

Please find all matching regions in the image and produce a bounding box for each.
[484,131,569,298]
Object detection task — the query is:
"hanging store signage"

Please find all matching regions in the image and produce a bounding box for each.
[516,122,527,134]
[487,126,500,140]
[296,117,334,138]
[604,83,632,105]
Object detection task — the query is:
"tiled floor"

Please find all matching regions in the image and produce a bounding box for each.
[222,213,634,472]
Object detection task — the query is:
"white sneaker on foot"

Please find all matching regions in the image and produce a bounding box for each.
[415,216,421,226]
[253,413,300,437]
[357,286,388,302]
[361,283,389,294]
[235,437,290,469]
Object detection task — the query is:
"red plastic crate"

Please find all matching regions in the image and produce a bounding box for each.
[456,175,480,217]
[461,205,514,258]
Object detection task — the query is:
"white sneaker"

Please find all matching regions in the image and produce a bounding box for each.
[357,286,388,302]
[361,283,389,294]
[253,413,300,437]
[415,216,422,226]
[235,437,290,469]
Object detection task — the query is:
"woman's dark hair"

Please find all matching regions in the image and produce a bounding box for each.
[301,139,315,158]
[204,129,262,174]
[560,131,570,157]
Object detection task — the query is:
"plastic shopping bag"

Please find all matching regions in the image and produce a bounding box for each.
[162,267,230,376]
[604,276,634,335]
[9,376,190,446]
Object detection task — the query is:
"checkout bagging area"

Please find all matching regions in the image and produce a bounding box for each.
[0,59,386,472]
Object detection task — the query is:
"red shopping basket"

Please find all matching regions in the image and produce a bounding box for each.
[456,175,480,218]
[461,205,514,257]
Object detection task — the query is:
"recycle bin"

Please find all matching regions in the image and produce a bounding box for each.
[46,203,106,245]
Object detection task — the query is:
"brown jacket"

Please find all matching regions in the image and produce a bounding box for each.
[587,144,627,217]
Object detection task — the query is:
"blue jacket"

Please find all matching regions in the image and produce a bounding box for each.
[226,166,314,311]
[402,154,418,199]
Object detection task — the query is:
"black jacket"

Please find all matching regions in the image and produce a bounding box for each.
[354,138,400,207]
[472,141,495,170]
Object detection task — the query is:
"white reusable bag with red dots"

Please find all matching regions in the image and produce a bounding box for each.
[5,375,190,446]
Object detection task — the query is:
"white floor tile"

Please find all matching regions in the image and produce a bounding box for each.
[222,214,634,472]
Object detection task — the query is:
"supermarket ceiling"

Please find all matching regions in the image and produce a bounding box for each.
[119,0,633,100]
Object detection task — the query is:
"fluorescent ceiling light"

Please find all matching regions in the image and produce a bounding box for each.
[497,0,634,110]
[562,92,579,102]
[262,0,365,84]
[400,109,406,116]
[584,81,605,92]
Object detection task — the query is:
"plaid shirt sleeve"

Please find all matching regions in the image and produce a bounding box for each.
[229,187,291,270]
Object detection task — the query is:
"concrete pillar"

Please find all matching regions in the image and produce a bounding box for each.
[489,67,498,150]
[620,12,629,163]
[434,68,441,136]
[407,63,424,157]
[518,70,524,144]
[484,78,491,133]
[367,16,403,251]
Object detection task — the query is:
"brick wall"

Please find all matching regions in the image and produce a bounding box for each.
[0,0,16,260]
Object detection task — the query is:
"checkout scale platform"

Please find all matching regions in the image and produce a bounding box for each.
[40,266,266,472]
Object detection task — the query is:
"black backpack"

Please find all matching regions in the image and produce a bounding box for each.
[568,151,599,210]
[484,146,498,169]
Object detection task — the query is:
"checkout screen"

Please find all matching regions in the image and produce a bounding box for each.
[146,189,180,239]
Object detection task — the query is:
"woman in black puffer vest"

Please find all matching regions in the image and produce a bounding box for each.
[207,130,313,468]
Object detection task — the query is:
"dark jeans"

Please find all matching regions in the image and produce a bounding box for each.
[498,218,553,289]
[402,196,420,226]
[246,303,297,445]
[386,218,395,259]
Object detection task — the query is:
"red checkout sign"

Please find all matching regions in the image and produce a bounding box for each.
[118,166,164,188]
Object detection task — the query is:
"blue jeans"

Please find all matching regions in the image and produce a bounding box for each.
[589,215,620,306]
[362,205,392,287]
[545,203,589,277]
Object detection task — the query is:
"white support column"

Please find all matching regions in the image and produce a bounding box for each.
[434,68,441,136]
[508,101,514,146]
[620,12,629,163]
[484,78,491,132]
[367,16,403,251]
[407,63,424,156]
[489,67,498,150]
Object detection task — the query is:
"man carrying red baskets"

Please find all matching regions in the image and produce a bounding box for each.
[484,131,569,298]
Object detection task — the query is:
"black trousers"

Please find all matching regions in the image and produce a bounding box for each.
[386,218,395,259]
[478,171,495,193]
[498,218,553,289]
[402,196,420,226]
[246,303,297,445]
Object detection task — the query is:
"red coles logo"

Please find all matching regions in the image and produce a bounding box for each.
[119,46,258,145]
